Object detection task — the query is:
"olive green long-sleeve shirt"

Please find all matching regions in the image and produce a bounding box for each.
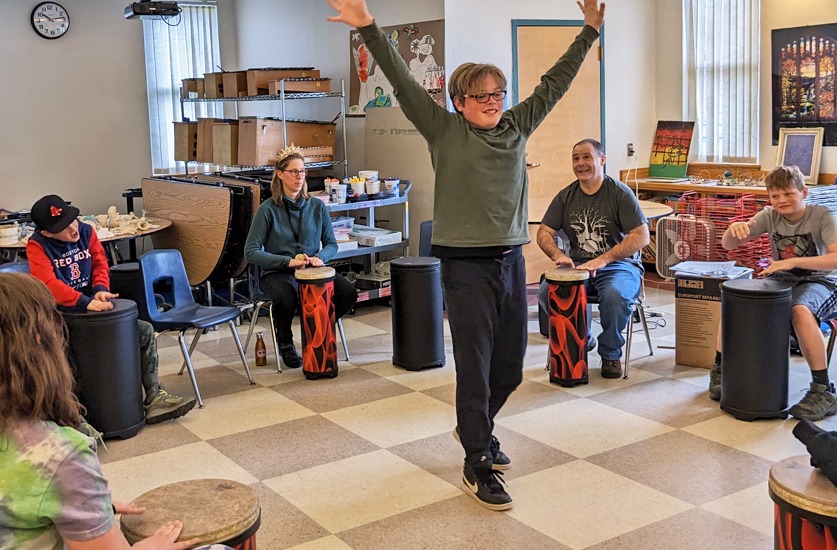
[359,22,599,248]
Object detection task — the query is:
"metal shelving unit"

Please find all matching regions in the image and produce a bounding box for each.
[180,79,348,178]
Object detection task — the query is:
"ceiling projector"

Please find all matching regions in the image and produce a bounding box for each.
[124,2,181,19]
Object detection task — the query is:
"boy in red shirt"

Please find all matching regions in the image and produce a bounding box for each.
[27,195,195,424]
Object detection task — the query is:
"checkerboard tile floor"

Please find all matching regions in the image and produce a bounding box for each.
[99,287,837,549]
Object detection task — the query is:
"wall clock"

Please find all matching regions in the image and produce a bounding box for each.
[31,2,70,40]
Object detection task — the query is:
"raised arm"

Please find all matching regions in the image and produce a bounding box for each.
[326,0,373,28]
[578,0,606,31]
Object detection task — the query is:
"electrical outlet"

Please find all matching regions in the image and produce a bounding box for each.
[627,143,635,157]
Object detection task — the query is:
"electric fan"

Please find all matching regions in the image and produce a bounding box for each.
[655,214,716,280]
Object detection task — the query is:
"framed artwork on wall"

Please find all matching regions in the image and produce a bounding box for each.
[776,127,824,184]
[771,24,837,146]
[347,19,445,116]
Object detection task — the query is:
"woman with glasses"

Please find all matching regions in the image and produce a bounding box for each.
[244,145,357,369]
[328,0,604,511]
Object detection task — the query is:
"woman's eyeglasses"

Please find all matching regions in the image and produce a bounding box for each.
[282,169,307,176]
[462,90,507,103]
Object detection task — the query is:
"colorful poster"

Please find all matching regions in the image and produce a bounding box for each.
[348,19,445,116]
[649,121,695,178]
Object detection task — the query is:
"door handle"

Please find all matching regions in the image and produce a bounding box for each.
[526,162,541,168]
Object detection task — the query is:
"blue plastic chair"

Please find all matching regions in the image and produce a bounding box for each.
[138,249,254,407]
[243,263,350,373]
[0,261,30,274]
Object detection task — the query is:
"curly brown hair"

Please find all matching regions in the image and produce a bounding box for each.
[0,273,83,429]
[271,152,310,204]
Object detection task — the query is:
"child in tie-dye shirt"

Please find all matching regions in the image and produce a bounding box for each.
[0,273,196,549]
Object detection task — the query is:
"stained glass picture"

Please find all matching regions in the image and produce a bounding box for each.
[772,24,837,146]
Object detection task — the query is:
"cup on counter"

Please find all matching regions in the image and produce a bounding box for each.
[358,170,378,181]
[384,178,400,196]
[333,184,348,203]
[350,180,366,195]
[365,179,381,194]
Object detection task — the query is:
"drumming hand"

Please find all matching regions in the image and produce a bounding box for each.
[308,256,324,267]
[289,258,307,269]
[113,501,146,515]
[94,291,118,302]
[553,256,575,268]
[87,299,114,312]
[757,258,792,277]
[132,520,199,550]
[576,257,608,276]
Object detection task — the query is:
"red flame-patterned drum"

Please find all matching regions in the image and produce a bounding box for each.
[295,266,338,380]
[121,479,260,549]
[544,268,589,387]
[770,455,837,550]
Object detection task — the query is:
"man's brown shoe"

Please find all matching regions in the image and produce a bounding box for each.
[601,358,622,379]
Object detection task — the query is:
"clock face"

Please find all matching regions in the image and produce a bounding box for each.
[31,2,70,40]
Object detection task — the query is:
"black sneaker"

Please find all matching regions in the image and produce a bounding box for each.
[708,361,722,401]
[279,343,302,369]
[452,428,511,471]
[462,461,512,511]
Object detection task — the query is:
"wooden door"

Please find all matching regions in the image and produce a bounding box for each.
[514,22,603,283]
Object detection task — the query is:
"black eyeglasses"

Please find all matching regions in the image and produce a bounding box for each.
[463,90,507,103]
[282,169,307,176]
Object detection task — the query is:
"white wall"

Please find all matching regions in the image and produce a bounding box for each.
[0,0,239,215]
[444,0,658,177]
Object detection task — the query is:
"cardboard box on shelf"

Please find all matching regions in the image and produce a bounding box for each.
[237,117,336,166]
[212,121,239,166]
[173,121,198,162]
[268,77,332,94]
[349,225,402,247]
[222,71,248,99]
[203,72,225,99]
[675,269,753,368]
[181,78,204,98]
[246,68,321,96]
[196,118,226,163]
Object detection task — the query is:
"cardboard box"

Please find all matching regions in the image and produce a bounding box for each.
[203,72,225,98]
[173,121,198,162]
[222,71,248,98]
[196,118,226,163]
[181,78,204,98]
[212,121,239,165]
[237,118,337,166]
[268,77,332,94]
[349,224,402,247]
[246,68,320,96]
[675,269,752,368]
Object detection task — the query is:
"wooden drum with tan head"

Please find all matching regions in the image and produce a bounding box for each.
[121,479,260,549]
[295,266,338,380]
[769,455,837,549]
[543,267,590,387]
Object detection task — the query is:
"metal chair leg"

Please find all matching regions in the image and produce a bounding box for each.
[624,306,635,379]
[638,304,654,356]
[267,304,282,373]
[337,317,350,361]
[228,320,255,384]
[178,329,203,375]
[243,301,265,351]
[827,320,837,368]
[178,330,204,408]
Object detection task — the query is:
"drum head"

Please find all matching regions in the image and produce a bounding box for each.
[121,479,260,545]
[545,267,589,283]
[295,266,336,281]
[769,455,837,519]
